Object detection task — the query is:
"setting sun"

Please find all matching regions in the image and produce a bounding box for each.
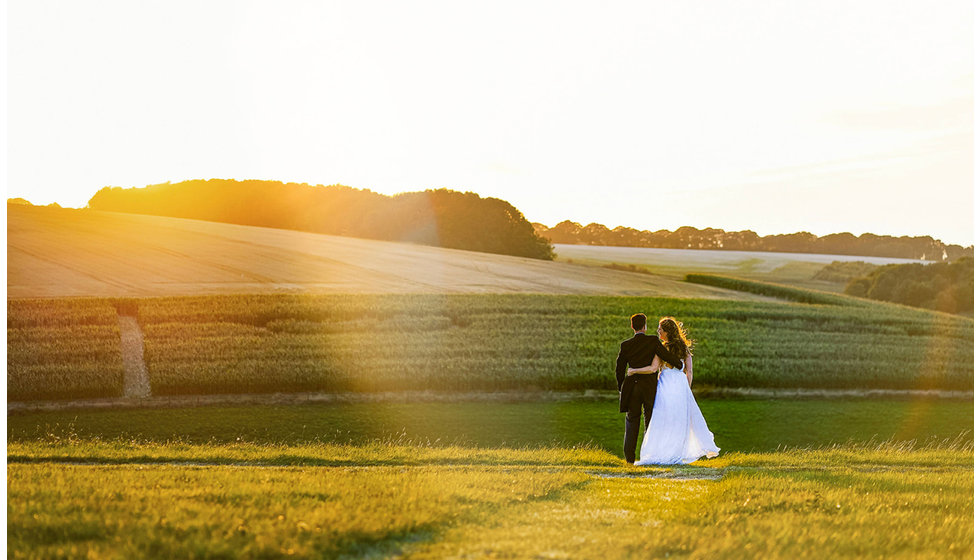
[6,0,973,245]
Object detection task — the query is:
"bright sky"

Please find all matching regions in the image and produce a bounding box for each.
[6,0,975,245]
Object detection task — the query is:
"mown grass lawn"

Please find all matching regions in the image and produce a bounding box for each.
[7,441,973,559]
[9,400,974,454]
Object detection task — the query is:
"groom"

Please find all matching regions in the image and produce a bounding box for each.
[615,313,684,464]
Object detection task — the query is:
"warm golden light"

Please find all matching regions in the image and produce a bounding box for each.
[6,0,973,246]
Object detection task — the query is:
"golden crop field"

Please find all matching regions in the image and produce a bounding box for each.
[8,204,760,300]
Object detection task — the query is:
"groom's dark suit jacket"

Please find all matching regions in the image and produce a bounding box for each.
[615,333,684,413]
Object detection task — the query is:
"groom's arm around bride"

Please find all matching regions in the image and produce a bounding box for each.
[615,313,684,464]
[615,313,683,412]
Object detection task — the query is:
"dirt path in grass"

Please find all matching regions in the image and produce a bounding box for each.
[6,387,972,414]
[117,315,151,398]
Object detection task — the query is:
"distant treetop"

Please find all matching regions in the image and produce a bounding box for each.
[8,198,61,209]
[533,221,971,261]
[88,179,555,260]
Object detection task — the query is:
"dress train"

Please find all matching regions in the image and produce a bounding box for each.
[636,368,719,465]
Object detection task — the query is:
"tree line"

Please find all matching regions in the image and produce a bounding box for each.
[87,180,555,260]
[843,257,973,315]
[534,221,972,261]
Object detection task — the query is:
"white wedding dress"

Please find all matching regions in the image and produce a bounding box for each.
[636,365,720,465]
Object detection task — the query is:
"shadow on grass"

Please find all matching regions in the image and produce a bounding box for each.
[328,476,591,559]
[6,453,623,468]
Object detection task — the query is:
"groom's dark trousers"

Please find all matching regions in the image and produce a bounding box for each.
[616,333,683,463]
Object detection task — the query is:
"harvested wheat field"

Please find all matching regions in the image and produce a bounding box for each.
[8,204,760,299]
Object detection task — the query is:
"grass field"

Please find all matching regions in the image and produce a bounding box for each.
[7,440,973,559]
[8,400,974,453]
[9,397,973,557]
[8,293,972,400]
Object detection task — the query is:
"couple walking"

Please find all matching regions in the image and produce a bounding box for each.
[615,313,720,465]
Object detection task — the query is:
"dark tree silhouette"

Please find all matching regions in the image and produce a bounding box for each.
[535,222,971,261]
[88,180,554,260]
[844,257,974,313]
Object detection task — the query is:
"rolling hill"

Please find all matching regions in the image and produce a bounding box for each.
[7,204,764,300]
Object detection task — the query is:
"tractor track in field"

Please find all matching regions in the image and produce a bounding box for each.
[117,314,151,398]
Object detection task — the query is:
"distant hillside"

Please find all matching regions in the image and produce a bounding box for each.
[88,180,554,260]
[534,221,972,261]
[8,204,767,300]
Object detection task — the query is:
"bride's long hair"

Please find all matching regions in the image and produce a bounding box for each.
[658,316,693,363]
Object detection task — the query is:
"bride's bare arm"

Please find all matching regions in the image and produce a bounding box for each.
[627,355,662,375]
[684,353,694,386]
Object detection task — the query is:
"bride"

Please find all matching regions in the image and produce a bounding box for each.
[628,316,720,465]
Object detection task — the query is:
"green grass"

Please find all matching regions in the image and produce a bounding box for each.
[7,440,973,559]
[8,397,972,558]
[8,400,974,453]
[8,293,973,401]
[684,273,860,305]
[7,439,619,467]
[8,461,588,559]
[408,451,973,559]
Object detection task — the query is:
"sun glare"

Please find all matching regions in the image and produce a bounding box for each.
[5,0,973,245]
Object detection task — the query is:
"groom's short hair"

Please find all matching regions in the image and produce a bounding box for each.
[630,313,646,331]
